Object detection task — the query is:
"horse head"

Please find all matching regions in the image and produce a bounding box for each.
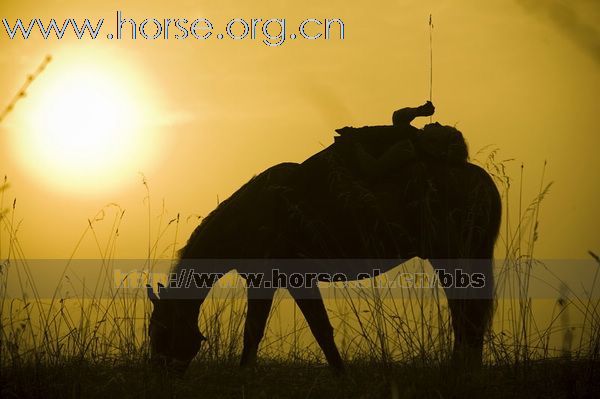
[147,283,206,373]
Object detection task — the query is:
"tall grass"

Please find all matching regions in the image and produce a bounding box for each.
[1,149,599,378]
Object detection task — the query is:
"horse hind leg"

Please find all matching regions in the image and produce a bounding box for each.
[430,252,494,367]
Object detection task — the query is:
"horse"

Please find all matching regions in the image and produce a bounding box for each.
[146,123,502,373]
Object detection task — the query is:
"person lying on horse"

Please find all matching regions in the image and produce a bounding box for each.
[331,101,468,179]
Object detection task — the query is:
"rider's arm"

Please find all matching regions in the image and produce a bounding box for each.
[392,101,435,126]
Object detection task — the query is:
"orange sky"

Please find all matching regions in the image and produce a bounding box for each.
[0,0,598,260]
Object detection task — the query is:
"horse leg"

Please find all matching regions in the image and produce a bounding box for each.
[290,287,344,372]
[240,288,276,368]
[430,256,494,367]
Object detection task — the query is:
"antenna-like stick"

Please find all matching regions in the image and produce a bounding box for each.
[429,14,433,123]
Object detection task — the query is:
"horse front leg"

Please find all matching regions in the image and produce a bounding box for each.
[240,288,276,368]
[289,287,344,372]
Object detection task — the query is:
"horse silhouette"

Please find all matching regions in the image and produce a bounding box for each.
[147,103,501,373]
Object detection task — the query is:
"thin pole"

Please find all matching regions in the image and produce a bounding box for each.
[429,14,433,123]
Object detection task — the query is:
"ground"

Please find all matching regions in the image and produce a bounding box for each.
[2,359,599,399]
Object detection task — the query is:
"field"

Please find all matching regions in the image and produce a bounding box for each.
[3,358,599,398]
[2,154,600,399]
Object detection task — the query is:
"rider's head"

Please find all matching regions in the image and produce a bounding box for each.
[421,123,468,163]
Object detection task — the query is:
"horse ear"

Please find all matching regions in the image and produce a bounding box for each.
[146,284,159,305]
[157,282,168,298]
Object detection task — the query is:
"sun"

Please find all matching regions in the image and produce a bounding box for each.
[10,51,162,196]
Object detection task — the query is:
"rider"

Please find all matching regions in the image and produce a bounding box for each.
[334,101,468,178]
[302,101,468,181]
[333,101,437,177]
